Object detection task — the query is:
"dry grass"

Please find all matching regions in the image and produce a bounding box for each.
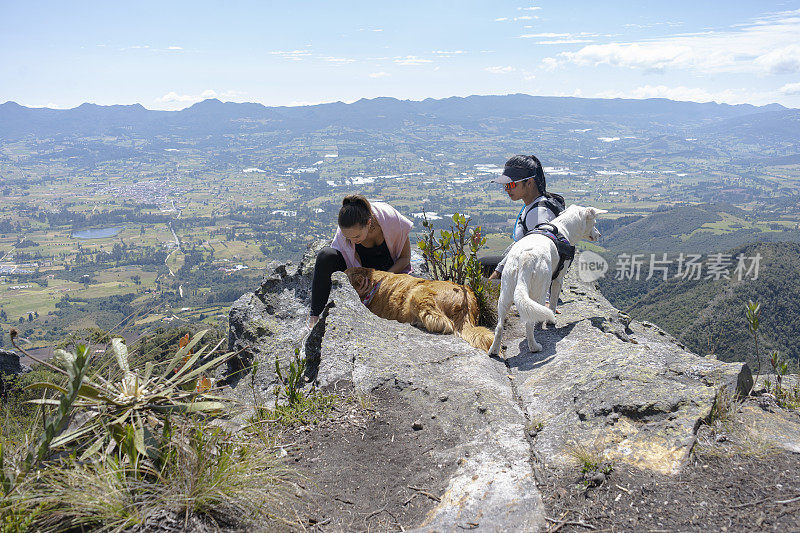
[6,422,296,532]
[566,442,612,477]
[706,385,738,427]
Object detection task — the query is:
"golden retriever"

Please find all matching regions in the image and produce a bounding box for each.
[345,267,494,351]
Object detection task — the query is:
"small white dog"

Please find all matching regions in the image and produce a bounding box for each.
[488,205,607,356]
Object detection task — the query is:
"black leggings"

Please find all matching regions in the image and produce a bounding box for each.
[310,247,348,316]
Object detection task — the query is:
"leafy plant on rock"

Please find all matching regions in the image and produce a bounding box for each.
[417,212,498,325]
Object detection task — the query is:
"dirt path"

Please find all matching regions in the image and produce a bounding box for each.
[538,406,800,532]
[276,385,459,532]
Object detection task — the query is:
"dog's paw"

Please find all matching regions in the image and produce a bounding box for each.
[528,341,543,353]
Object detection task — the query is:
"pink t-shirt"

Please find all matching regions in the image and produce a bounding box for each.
[330,202,414,273]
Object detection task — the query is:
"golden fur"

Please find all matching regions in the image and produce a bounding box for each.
[345,267,494,351]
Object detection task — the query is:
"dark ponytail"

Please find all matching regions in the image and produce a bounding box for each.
[338,194,372,228]
[504,154,547,195]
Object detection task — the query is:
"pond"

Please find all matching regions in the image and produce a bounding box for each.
[72,227,123,239]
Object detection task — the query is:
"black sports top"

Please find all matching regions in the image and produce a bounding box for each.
[355,240,394,271]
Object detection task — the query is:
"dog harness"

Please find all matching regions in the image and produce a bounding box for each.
[531,222,575,280]
[361,280,382,307]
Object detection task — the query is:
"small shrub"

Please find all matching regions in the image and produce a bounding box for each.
[273,348,306,407]
[418,212,498,326]
[745,300,763,387]
[1,330,295,531]
[245,349,338,427]
[4,330,233,485]
[256,390,338,427]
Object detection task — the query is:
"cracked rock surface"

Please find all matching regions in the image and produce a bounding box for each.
[227,245,754,530]
[503,271,752,475]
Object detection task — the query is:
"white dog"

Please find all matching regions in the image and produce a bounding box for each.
[488,205,607,356]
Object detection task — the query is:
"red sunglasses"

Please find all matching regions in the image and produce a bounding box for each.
[503,177,531,191]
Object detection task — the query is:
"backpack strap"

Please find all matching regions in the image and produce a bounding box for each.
[519,198,564,236]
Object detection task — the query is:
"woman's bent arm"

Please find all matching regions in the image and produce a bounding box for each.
[388,237,411,273]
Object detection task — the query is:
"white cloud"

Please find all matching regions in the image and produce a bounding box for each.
[520,31,603,43]
[623,21,683,29]
[518,6,541,10]
[552,9,800,74]
[560,42,694,71]
[155,89,242,104]
[485,66,515,74]
[520,33,570,38]
[536,39,594,45]
[167,46,183,50]
[541,57,559,70]
[369,71,390,78]
[394,56,432,65]
[26,102,65,109]
[271,49,312,61]
[780,82,800,95]
[495,17,508,22]
[321,56,356,64]
[432,50,466,57]
[754,44,800,74]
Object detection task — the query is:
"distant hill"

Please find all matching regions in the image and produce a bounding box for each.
[597,241,800,368]
[0,94,794,142]
[599,204,800,253]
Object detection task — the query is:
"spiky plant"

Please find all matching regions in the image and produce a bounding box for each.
[20,330,233,468]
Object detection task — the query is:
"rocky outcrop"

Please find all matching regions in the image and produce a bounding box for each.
[511,282,751,475]
[227,245,754,530]
[0,349,30,375]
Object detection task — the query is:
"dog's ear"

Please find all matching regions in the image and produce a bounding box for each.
[587,207,608,216]
[345,268,361,285]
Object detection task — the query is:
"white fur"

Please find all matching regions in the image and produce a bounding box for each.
[488,205,607,356]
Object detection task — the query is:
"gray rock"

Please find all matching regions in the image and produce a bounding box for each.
[736,402,800,453]
[228,242,544,532]
[317,272,544,532]
[499,266,752,475]
[222,242,324,410]
[0,349,30,375]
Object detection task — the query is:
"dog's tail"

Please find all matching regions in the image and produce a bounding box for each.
[514,265,556,325]
[457,324,495,352]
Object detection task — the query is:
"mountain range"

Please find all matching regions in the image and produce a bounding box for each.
[1,95,797,142]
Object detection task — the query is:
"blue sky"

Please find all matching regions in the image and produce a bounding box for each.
[2,1,799,110]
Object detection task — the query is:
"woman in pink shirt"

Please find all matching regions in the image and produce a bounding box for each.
[308,194,413,328]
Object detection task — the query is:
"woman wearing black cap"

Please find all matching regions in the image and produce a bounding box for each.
[480,154,565,280]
